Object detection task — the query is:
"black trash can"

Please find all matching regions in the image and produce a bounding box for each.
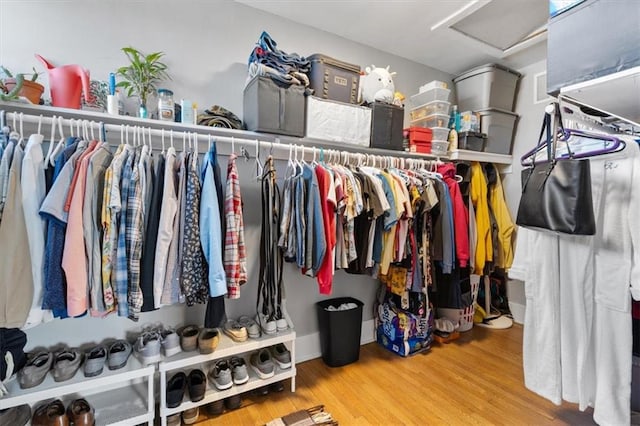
[316,297,364,367]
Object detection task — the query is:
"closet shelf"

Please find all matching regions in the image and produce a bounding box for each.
[0,101,506,164]
[87,383,152,426]
[0,356,154,409]
[161,365,296,418]
[158,329,296,372]
[448,149,512,165]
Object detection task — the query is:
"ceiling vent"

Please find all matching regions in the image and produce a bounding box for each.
[432,0,548,58]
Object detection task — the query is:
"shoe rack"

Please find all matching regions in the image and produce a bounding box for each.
[158,329,296,426]
[0,356,155,426]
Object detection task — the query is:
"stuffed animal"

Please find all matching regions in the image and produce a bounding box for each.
[359,65,396,104]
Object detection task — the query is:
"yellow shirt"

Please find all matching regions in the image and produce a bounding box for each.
[488,165,515,269]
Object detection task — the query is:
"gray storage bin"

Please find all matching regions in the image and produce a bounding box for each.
[370,102,404,151]
[453,64,522,112]
[458,131,486,151]
[308,54,360,104]
[243,75,305,137]
[477,108,518,155]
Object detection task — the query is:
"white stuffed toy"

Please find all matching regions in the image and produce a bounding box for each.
[359,65,396,104]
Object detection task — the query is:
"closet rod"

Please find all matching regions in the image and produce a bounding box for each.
[2,109,446,166]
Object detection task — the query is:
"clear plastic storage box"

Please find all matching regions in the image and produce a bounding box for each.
[430,127,450,141]
[410,87,451,106]
[431,140,449,156]
[410,113,449,129]
[409,100,451,121]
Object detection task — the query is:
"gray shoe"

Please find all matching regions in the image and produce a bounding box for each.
[135,332,162,364]
[0,404,30,425]
[51,348,83,382]
[84,345,107,377]
[237,315,261,339]
[18,351,52,389]
[107,340,132,370]
[209,360,232,390]
[229,356,249,385]
[249,349,275,379]
[161,329,182,358]
[269,344,292,369]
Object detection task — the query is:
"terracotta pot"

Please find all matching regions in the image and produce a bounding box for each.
[4,78,45,104]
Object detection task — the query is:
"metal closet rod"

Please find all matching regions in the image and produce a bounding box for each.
[2,110,445,168]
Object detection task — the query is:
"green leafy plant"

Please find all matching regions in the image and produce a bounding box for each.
[0,66,40,100]
[116,47,171,108]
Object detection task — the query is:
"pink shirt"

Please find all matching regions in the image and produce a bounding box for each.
[62,141,99,316]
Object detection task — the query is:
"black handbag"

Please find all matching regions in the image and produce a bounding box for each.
[516,108,596,235]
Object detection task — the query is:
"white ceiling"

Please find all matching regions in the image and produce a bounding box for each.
[236,0,548,76]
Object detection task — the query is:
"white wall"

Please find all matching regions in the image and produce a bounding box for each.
[502,58,549,322]
[0,0,454,350]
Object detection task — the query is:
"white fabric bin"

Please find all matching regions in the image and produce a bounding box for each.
[305,96,371,147]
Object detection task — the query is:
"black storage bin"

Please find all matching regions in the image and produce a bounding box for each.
[316,297,364,367]
[308,54,360,104]
[243,75,305,137]
[458,131,486,151]
[370,102,404,151]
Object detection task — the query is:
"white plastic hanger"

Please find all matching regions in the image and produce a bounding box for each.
[161,128,166,154]
[44,115,57,165]
[49,116,66,166]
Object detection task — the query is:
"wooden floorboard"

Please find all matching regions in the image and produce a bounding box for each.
[188,324,596,425]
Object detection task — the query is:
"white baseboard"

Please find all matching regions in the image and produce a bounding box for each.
[295,319,376,363]
[509,301,525,325]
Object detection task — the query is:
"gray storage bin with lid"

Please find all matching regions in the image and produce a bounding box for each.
[453,64,522,112]
[370,102,404,151]
[458,131,487,151]
[308,54,361,104]
[477,107,518,155]
[243,75,305,137]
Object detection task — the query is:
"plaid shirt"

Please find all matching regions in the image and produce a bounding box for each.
[223,154,247,299]
[126,151,144,320]
[114,150,135,317]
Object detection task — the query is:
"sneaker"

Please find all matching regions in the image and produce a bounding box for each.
[198,328,219,354]
[204,400,225,416]
[276,318,288,332]
[18,351,52,389]
[237,315,261,339]
[178,325,199,352]
[161,329,182,358]
[223,320,248,342]
[0,404,30,426]
[269,381,285,393]
[167,413,182,426]
[257,313,277,336]
[249,349,275,379]
[269,343,292,369]
[51,348,83,382]
[107,340,132,370]
[135,332,162,364]
[182,407,199,425]
[209,360,232,390]
[229,356,249,385]
[224,394,242,410]
[84,345,107,377]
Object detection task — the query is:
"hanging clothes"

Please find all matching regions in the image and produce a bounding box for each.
[0,145,33,328]
[181,152,209,306]
[223,153,247,298]
[470,162,491,275]
[41,138,85,318]
[83,144,113,316]
[141,152,164,312]
[125,147,145,320]
[153,147,178,308]
[22,133,53,327]
[485,164,514,269]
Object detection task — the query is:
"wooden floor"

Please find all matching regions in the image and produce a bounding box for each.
[190,324,596,425]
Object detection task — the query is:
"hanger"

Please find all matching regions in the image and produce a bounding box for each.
[255,139,264,179]
[49,116,66,165]
[520,102,625,166]
[170,129,174,149]
[44,115,57,165]
[148,127,152,150]
[161,129,166,154]
[90,121,95,141]
[231,136,236,154]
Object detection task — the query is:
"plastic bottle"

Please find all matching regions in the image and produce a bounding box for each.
[449,104,461,132]
[448,128,458,152]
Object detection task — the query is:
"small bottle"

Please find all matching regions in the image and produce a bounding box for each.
[116,89,125,115]
[180,99,194,124]
[158,89,175,121]
[448,128,458,151]
[449,105,461,132]
[192,103,198,125]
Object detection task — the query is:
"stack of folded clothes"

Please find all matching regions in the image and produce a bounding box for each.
[247,31,311,88]
[197,105,245,130]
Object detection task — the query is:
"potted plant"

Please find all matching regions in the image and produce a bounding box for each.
[116,47,171,118]
[0,66,44,104]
